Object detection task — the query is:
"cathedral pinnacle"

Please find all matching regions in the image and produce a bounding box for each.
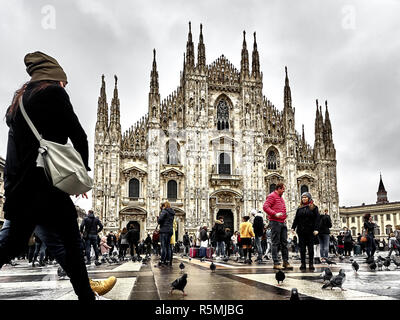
[251,31,260,79]
[197,23,206,68]
[283,66,292,108]
[240,30,249,79]
[186,21,195,69]
[150,48,159,94]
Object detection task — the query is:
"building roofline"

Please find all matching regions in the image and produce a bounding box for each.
[340,201,400,209]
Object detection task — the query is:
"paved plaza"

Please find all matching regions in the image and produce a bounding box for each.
[1,252,400,301]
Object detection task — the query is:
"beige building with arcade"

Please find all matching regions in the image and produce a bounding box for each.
[339,175,400,240]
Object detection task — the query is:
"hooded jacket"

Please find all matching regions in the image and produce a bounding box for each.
[157,208,175,234]
[80,211,103,236]
[291,202,320,235]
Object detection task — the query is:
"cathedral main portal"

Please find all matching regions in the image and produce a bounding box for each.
[216,209,234,233]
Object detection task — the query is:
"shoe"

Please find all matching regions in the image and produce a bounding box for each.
[309,264,315,271]
[94,292,111,300]
[39,261,46,267]
[282,262,293,270]
[85,261,91,265]
[94,260,101,266]
[300,263,306,270]
[90,276,117,296]
[273,264,284,270]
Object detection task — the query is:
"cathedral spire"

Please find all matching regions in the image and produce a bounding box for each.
[110,75,120,129]
[185,21,195,70]
[197,23,206,68]
[284,66,292,108]
[149,49,160,123]
[240,31,250,80]
[377,172,389,204]
[302,124,305,145]
[251,32,260,79]
[96,74,108,132]
[150,49,159,94]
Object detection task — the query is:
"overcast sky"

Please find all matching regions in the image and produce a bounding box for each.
[1,0,399,212]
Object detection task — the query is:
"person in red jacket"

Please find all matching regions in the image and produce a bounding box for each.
[263,183,293,270]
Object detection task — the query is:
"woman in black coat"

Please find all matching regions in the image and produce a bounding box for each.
[0,52,95,300]
[363,213,377,260]
[291,192,320,271]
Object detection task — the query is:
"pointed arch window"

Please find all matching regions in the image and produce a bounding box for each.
[166,140,180,165]
[218,153,231,175]
[217,99,229,130]
[267,150,277,170]
[129,178,140,199]
[167,180,178,201]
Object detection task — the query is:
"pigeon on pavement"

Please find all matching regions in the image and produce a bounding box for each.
[391,257,400,268]
[169,273,188,296]
[200,257,206,262]
[179,262,185,272]
[325,258,337,266]
[322,269,346,290]
[352,261,359,273]
[339,255,345,261]
[383,258,391,271]
[57,266,67,279]
[368,261,377,271]
[210,262,216,272]
[290,288,300,301]
[377,260,383,271]
[275,270,285,285]
[320,267,333,282]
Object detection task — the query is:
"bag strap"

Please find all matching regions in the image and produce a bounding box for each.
[18,96,42,142]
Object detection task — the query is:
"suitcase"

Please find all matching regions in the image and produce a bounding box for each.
[199,247,207,258]
[354,244,361,255]
[189,247,198,258]
[206,247,214,259]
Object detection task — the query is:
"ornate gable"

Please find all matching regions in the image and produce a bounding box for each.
[207,55,240,92]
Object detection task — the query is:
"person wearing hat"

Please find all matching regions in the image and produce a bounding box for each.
[0,51,114,300]
[291,192,320,271]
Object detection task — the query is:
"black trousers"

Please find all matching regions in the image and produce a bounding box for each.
[0,218,94,300]
[298,233,314,264]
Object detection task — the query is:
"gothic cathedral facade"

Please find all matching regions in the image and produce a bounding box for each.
[93,23,341,240]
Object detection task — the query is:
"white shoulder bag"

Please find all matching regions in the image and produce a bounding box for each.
[19,96,93,195]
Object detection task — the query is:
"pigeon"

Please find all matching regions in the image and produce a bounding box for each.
[383,258,391,270]
[322,269,346,290]
[136,255,142,262]
[325,258,337,266]
[113,251,118,256]
[169,273,188,296]
[210,262,216,272]
[131,256,137,262]
[189,257,192,261]
[223,257,229,262]
[57,266,67,279]
[179,262,185,272]
[94,260,102,266]
[290,288,300,301]
[275,270,285,285]
[377,260,383,271]
[320,267,333,282]
[352,261,359,273]
[200,257,205,262]
[377,255,386,262]
[339,255,345,261]
[142,257,149,265]
[368,261,377,271]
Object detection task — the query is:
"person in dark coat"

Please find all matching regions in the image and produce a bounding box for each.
[291,192,320,271]
[127,224,140,257]
[80,210,103,264]
[183,232,190,256]
[318,209,332,261]
[212,217,226,259]
[106,231,117,256]
[0,52,96,300]
[157,201,175,265]
[343,227,354,256]
[252,210,265,261]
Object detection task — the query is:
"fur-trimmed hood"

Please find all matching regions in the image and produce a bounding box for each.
[215,219,224,225]
[299,201,316,211]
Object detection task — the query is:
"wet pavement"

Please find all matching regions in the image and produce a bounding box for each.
[1,253,399,300]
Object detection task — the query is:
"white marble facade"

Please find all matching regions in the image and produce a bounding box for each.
[92,24,340,241]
